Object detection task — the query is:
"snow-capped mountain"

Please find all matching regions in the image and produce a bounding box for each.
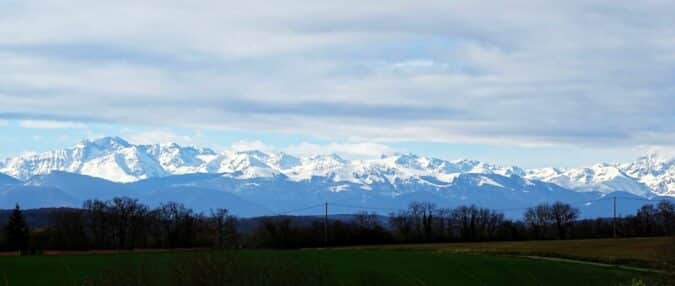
[525,164,652,197]
[4,137,167,182]
[0,137,524,186]
[619,154,675,197]
[1,137,674,199]
[1,137,674,217]
[527,154,675,197]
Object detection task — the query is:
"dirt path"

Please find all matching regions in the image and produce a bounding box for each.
[521,255,672,275]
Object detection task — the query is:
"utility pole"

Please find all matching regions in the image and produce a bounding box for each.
[324,202,328,246]
[613,196,617,238]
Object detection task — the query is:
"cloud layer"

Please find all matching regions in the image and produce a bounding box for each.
[1,0,674,147]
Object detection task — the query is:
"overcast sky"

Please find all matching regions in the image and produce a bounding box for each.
[1,0,674,168]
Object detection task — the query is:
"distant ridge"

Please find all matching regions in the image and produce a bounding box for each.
[1,137,673,197]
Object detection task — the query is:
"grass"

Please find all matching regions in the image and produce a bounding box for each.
[0,247,671,286]
[341,237,675,269]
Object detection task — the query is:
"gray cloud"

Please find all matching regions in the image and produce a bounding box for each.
[0,112,110,123]
[0,0,674,147]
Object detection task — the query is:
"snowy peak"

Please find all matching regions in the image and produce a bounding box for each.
[267,152,301,170]
[1,137,201,182]
[526,161,657,197]
[620,153,674,177]
[80,136,130,149]
[384,153,456,174]
[618,153,675,196]
[210,151,280,178]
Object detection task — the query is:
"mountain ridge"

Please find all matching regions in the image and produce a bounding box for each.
[1,169,669,219]
[1,137,674,199]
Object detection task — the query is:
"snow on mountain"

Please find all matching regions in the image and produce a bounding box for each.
[619,153,675,196]
[149,143,217,174]
[207,150,283,179]
[281,153,519,187]
[1,137,675,198]
[526,164,651,197]
[284,154,350,181]
[449,159,525,177]
[1,137,167,182]
[1,141,518,188]
[527,154,675,197]
[3,138,675,217]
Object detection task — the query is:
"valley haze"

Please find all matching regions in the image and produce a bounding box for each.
[0,137,673,218]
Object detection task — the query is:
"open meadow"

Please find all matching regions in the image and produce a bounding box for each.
[0,237,673,286]
[343,237,675,270]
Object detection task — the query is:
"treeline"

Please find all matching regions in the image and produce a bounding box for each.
[386,200,674,243]
[1,198,674,252]
[1,198,238,252]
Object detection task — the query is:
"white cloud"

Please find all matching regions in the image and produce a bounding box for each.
[285,142,396,158]
[126,130,193,145]
[0,120,7,126]
[639,145,675,161]
[19,120,86,129]
[0,1,674,149]
[229,140,273,152]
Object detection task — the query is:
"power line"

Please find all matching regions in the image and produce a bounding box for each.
[612,196,657,202]
[260,195,670,217]
[329,203,401,212]
[485,197,611,212]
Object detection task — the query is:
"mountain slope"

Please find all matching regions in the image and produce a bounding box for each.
[2,137,675,199]
[3,170,669,218]
[527,154,675,197]
[619,154,675,196]
[26,171,137,200]
[525,164,653,197]
[0,173,21,186]
[0,185,79,209]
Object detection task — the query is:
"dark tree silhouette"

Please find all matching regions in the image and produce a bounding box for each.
[210,208,239,248]
[157,202,195,248]
[5,204,29,251]
[524,204,553,239]
[656,200,674,235]
[2,196,673,251]
[48,209,88,250]
[550,202,579,239]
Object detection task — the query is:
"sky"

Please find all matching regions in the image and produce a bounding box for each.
[1,0,674,168]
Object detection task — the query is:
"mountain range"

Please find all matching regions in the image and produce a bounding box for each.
[0,137,673,218]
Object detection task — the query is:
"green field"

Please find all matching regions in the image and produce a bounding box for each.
[344,237,675,269]
[0,247,671,286]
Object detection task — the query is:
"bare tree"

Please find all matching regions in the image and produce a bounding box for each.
[637,204,658,235]
[108,197,148,249]
[83,199,111,248]
[550,202,579,239]
[524,204,553,239]
[210,208,239,248]
[48,209,88,250]
[408,202,435,241]
[388,210,413,241]
[434,208,452,239]
[657,200,674,235]
[354,211,379,229]
[158,202,194,248]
